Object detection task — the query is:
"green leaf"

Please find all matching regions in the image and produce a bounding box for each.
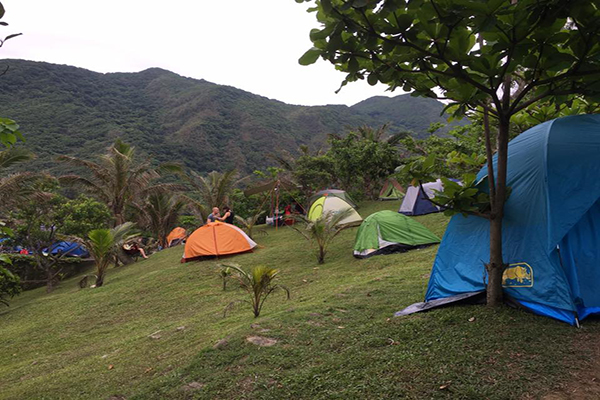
[299,48,321,66]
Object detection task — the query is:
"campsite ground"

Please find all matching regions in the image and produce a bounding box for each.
[1,201,599,399]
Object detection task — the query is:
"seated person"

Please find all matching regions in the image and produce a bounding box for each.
[221,206,234,224]
[207,207,220,223]
[123,239,149,259]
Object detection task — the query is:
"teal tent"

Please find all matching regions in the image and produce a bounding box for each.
[399,115,600,325]
[353,210,440,258]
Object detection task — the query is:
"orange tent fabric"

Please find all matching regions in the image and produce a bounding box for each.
[167,227,187,247]
[182,222,257,261]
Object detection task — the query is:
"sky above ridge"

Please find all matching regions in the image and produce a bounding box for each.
[0,0,401,106]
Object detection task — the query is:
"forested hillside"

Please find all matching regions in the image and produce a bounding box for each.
[0,60,452,174]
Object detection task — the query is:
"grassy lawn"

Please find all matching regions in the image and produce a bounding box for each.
[1,201,598,399]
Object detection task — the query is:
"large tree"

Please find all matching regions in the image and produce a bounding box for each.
[298,0,600,304]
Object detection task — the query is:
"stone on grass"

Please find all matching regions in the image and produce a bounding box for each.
[246,336,278,347]
[182,381,205,391]
[213,339,228,350]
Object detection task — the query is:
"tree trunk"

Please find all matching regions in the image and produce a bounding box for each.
[318,247,325,264]
[95,273,104,287]
[486,117,510,306]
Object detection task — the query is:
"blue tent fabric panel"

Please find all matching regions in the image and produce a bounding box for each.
[413,190,439,215]
[559,198,600,310]
[48,241,89,258]
[423,114,600,325]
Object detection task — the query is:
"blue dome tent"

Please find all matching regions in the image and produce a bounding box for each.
[399,115,600,325]
[44,241,90,258]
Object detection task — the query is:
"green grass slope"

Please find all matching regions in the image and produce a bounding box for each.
[1,202,597,399]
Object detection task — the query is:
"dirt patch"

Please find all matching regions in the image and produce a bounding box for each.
[246,336,278,347]
[538,331,600,400]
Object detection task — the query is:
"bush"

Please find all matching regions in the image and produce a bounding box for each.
[0,265,21,306]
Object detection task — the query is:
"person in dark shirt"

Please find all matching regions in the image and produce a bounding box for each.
[221,206,234,224]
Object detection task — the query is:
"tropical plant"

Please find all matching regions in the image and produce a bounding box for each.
[131,191,187,248]
[83,222,138,288]
[0,146,38,210]
[292,209,353,264]
[222,263,290,318]
[299,0,600,305]
[219,266,232,291]
[234,211,265,240]
[182,169,243,221]
[58,139,172,226]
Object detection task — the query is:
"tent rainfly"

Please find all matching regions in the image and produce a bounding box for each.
[182,222,257,262]
[309,189,357,209]
[354,210,440,258]
[397,114,600,325]
[166,227,187,247]
[308,194,362,226]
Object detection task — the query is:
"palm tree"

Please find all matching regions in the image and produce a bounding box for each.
[292,209,354,264]
[182,169,242,222]
[222,263,290,318]
[84,222,138,287]
[58,140,171,226]
[234,211,264,240]
[131,191,187,248]
[0,146,37,209]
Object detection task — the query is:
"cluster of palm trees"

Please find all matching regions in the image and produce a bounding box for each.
[54,140,244,286]
[1,138,243,289]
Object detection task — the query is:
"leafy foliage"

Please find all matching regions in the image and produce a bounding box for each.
[222,263,290,318]
[0,264,20,306]
[56,195,111,238]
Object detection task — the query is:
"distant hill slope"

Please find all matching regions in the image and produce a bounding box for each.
[0,60,454,174]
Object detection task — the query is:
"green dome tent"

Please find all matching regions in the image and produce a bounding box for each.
[353,210,440,258]
[308,194,362,226]
[309,189,357,209]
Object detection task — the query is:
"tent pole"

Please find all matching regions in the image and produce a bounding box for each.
[275,181,280,231]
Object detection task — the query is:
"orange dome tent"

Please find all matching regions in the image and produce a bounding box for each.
[182,222,257,262]
[167,227,187,247]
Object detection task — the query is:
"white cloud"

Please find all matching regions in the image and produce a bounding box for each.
[0,0,403,106]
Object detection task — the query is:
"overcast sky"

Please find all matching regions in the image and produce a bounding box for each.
[0,0,401,106]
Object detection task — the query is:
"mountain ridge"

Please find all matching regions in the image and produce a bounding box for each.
[0,59,455,174]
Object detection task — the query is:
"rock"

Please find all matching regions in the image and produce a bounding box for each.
[250,323,261,329]
[246,336,278,347]
[213,339,228,349]
[148,330,162,340]
[182,381,204,391]
[176,326,186,331]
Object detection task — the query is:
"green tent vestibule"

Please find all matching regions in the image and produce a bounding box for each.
[353,210,440,258]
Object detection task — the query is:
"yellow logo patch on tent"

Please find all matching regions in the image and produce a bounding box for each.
[502,263,533,288]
